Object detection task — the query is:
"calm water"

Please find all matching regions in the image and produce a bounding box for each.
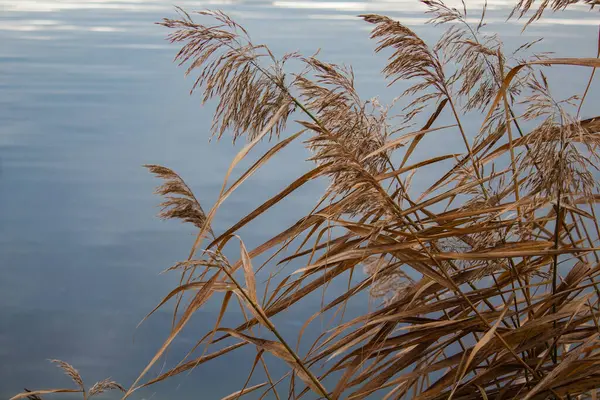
[0,1,598,398]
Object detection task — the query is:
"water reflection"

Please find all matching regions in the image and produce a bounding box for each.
[0,21,127,32]
[0,0,241,12]
[0,0,169,12]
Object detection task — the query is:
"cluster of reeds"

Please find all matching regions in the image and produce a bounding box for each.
[14,0,600,399]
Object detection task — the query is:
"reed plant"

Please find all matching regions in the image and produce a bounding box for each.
[14,0,600,399]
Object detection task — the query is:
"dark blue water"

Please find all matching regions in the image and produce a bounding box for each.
[1,1,599,398]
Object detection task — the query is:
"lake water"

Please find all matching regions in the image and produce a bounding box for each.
[1,0,599,398]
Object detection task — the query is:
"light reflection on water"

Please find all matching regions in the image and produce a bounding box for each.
[0,0,599,399]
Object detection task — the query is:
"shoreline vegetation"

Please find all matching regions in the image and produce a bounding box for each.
[13,1,600,399]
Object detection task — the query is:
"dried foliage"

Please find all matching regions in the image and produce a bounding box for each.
[50,360,84,391]
[144,164,210,231]
[88,379,126,397]
[511,0,600,26]
[159,8,295,141]
[297,57,391,215]
[11,360,124,400]
[361,13,446,121]
[17,2,600,400]
[519,74,599,198]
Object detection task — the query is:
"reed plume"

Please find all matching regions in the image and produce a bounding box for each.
[159,8,295,141]
[144,164,211,232]
[11,360,124,400]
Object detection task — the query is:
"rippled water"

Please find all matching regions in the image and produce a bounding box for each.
[0,1,598,398]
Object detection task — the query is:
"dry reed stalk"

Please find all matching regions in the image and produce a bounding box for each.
[16,1,600,400]
[11,360,124,400]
